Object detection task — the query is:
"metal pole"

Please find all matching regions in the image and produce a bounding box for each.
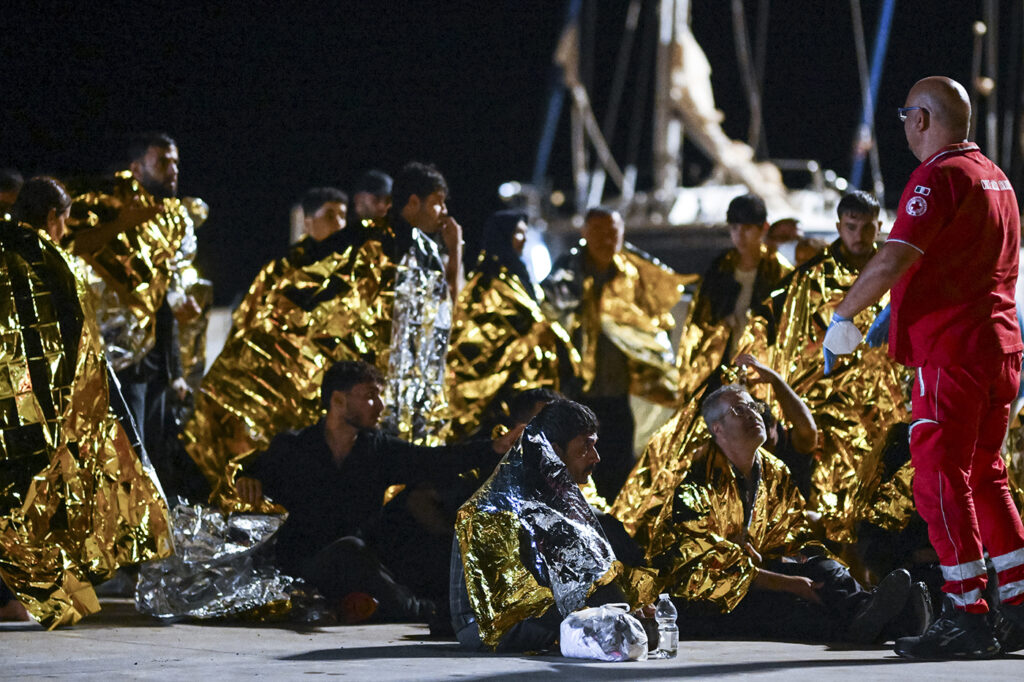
[998,1,1022,170]
[601,0,643,147]
[731,0,766,157]
[969,21,985,142]
[984,0,999,157]
[849,0,895,201]
[626,0,656,172]
[652,0,676,194]
[531,0,583,189]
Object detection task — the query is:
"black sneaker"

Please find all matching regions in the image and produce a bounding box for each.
[847,569,911,643]
[883,581,935,641]
[994,601,1024,653]
[894,597,1000,659]
[901,582,934,638]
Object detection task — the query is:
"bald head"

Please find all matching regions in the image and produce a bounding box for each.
[903,77,971,160]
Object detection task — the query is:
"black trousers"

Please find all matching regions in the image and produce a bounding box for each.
[678,556,869,642]
[0,579,16,607]
[580,395,635,502]
[299,536,423,622]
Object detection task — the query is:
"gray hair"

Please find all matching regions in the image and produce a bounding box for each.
[700,384,750,431]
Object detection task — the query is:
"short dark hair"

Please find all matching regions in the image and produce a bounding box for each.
[508,387,562,425]
[302,187,348,217]
[320,360,384,409]
[12,176,71,229]
[726,193,767,225]
[836,191,880,221]
[532,399,598,451]
[0,168,24,194]
[354,169,393,197]
[127,132,176,164]
[390,161,448,215]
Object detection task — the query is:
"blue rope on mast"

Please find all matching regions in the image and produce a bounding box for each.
[850,0,896,192]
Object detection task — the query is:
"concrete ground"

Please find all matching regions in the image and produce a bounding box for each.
[2,598,1022,680]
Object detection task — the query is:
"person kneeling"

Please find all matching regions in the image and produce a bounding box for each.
[653,384,930,643]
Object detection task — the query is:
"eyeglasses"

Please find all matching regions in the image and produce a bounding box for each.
[729,399,767,417]
[898,106,925,122]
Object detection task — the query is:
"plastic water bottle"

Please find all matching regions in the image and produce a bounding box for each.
[652,593,678,659]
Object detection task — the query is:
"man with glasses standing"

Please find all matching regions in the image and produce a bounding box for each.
[824,76,1024,659]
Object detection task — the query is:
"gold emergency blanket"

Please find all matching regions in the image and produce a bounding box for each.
[862,460,916,530]
[543,243,695,405]
[765,241,912,542]
[676,247,790,400]
[651,445,825,613]
[70,172,208,372]
[456,425,658,648]
[0,223,173,628]
[613,359,754,547]
[612,398,710,549]
[445,264,579,442]
[182,234,393,510]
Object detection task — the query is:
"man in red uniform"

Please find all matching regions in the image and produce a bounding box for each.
[824,76,1024,659]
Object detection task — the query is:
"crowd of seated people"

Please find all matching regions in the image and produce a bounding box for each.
[4,108,1024,661]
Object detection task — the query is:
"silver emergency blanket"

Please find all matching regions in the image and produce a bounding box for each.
[136,504,294,620]
[82,261,150,372]
[456,425,658,647]
[382,230,452,445]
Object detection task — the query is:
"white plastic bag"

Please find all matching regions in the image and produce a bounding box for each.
[559,603,648,661]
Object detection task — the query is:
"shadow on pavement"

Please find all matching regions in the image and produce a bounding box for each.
[454,656,927,680]
[279,644,951,677]
[281,643,476,661]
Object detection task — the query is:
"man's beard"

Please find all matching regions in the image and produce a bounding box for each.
[344,412,378,431]
[140,173,176,199]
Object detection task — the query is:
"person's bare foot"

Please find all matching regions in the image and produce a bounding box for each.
[0,599,30,621]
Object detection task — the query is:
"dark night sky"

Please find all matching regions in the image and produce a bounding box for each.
[1,1,1013,304]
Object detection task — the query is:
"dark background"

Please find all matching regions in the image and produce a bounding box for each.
[2,1,1018,305]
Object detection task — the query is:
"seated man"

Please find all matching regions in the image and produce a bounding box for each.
[653,383,930,643]
[451,400,658,652]
[732,353,818,501]
[235,360,519,623]
[372,387,567,632]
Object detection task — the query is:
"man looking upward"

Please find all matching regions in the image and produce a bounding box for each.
[825,76,1024,659]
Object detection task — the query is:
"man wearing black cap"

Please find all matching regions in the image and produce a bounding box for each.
[350,169,392,225]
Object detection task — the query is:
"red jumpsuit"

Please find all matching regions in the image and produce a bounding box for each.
[887,142,1024,613]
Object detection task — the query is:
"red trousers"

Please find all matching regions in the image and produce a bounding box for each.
[910,353,1024,613]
